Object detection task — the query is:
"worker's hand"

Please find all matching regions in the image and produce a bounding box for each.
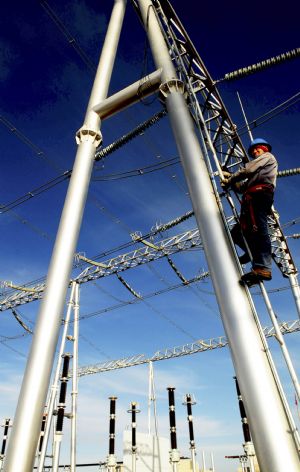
[220,171,232,189]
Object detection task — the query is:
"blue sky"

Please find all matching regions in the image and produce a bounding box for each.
[0,0,299,471]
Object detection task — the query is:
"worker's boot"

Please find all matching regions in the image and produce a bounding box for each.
[240,267,272,287]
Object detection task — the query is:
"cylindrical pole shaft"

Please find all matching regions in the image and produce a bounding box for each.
[237,92,253,141]
[37,282,77,472]
[148,363,152,436]
[137,1,300,470]
[289,273,300,318]
[259,282,300,402]
[3,2,126,472]
[70,283,80,472]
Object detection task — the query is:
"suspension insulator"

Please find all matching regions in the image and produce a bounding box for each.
[219,48,300,82]
[278,167,300,178]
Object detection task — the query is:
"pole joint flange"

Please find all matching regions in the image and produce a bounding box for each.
[76,125,102,147]
[159,79,185,99]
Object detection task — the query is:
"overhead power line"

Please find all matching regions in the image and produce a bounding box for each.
[92,156,179,180]
[40,0,97,73]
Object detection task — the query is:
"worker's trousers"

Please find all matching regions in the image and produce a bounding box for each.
[231,189,274,270]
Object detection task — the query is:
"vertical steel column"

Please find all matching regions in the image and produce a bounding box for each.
[167,388,180,472]
[127,402,140,472]
[70,283,80,472]
[137,1,300,470]
[107,396,117,471]
[3,2,126,471]
[289,273,300,318]
[183,394,197,472]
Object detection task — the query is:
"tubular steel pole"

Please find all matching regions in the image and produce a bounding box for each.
[289,273,300,319]
[137,1,300,471]
[167,388,180,472]
[3,2,126,471]
[183,395,197,472]
[107,397,117,471]
[70,282,80,472]
[258,282,300,402]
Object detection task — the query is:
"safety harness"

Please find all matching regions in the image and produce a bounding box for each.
[240,183,274,233]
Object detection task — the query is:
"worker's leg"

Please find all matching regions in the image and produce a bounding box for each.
[249,192,274,270]
[231,221,251,264]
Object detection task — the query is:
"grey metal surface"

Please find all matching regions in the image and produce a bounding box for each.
[93,68,162,119]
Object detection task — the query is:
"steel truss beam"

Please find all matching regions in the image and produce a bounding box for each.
[0,229,202,311]
[78,318,300,376]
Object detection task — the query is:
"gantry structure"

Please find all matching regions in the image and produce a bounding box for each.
[3,1,300,472]
[78,318,300,376]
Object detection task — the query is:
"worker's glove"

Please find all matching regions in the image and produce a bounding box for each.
[221,171,232,188]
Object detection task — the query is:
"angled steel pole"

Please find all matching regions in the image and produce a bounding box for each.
[137,0,300,470]
[3,2,127,471]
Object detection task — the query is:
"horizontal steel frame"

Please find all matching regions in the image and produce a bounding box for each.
[93,68,162,119]
[78,318,300,376]
[0,229,202,311]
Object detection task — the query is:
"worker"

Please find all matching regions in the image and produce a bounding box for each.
[222,138,278,285]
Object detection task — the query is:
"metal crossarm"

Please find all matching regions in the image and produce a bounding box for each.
[0,229,202,311]
[78,318,300,377]
[75,228,201,283]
